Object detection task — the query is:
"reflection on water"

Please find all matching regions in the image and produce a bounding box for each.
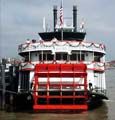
[88,103,108,120]
[0,103,108,120]
[0,69,115,120]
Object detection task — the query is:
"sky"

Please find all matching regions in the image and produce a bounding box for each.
[0,0,115,61]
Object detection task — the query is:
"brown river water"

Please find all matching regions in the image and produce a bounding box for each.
[0,69,115,120]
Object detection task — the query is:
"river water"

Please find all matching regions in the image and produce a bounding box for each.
[0,69,115,120]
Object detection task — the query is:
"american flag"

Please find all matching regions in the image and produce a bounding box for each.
[60,1,64,27]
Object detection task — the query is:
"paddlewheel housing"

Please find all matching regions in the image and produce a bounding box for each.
[32,63,88,111]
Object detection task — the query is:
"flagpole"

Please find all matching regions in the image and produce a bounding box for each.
[61,27,63,41]
[60,0,64,41]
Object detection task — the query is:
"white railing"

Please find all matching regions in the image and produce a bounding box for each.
[20,61,105,72]
[85,62,105,71]
[18,41,106,54]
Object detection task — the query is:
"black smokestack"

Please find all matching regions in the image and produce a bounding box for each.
[73,5,77,32]
[53,5,57,32]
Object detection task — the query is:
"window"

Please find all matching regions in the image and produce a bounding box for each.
[56,53,67,60]
[25,55,29,62]
[94,56,100,62]
[94,52,103,62]
[70,52,85,61]
[63,53,67,60]
[47,54,54,60]
[39,54,42,61]
[56,53,61,60]
[81,53,85,61]
[43,54,46,61]
[70,54,76,61]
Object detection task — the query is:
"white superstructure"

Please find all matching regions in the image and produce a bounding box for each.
[18,38,106,94]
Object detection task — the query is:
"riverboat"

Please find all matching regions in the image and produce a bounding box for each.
[17,4,108,111]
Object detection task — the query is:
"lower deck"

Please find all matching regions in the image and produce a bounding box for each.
[18,63,107,111]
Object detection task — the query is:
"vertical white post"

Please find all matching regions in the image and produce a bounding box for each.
[93,51,94,61]
[18,72,21,92]
[42,51,43,61]
[80,50,81,61]
[29,51,31,62]
[61,28,63,41]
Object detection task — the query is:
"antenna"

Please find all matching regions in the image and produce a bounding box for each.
[43,17,46,32]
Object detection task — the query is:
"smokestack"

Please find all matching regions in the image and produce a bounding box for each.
[53,5,57,32]
[73,5,77,32]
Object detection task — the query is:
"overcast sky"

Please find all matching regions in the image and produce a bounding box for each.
[0,0,115,61]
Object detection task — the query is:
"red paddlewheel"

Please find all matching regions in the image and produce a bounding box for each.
[32,63,88,111]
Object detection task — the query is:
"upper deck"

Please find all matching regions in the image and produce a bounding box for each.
[18,39,106,54]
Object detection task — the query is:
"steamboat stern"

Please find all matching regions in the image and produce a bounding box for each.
[17,4,108,111]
